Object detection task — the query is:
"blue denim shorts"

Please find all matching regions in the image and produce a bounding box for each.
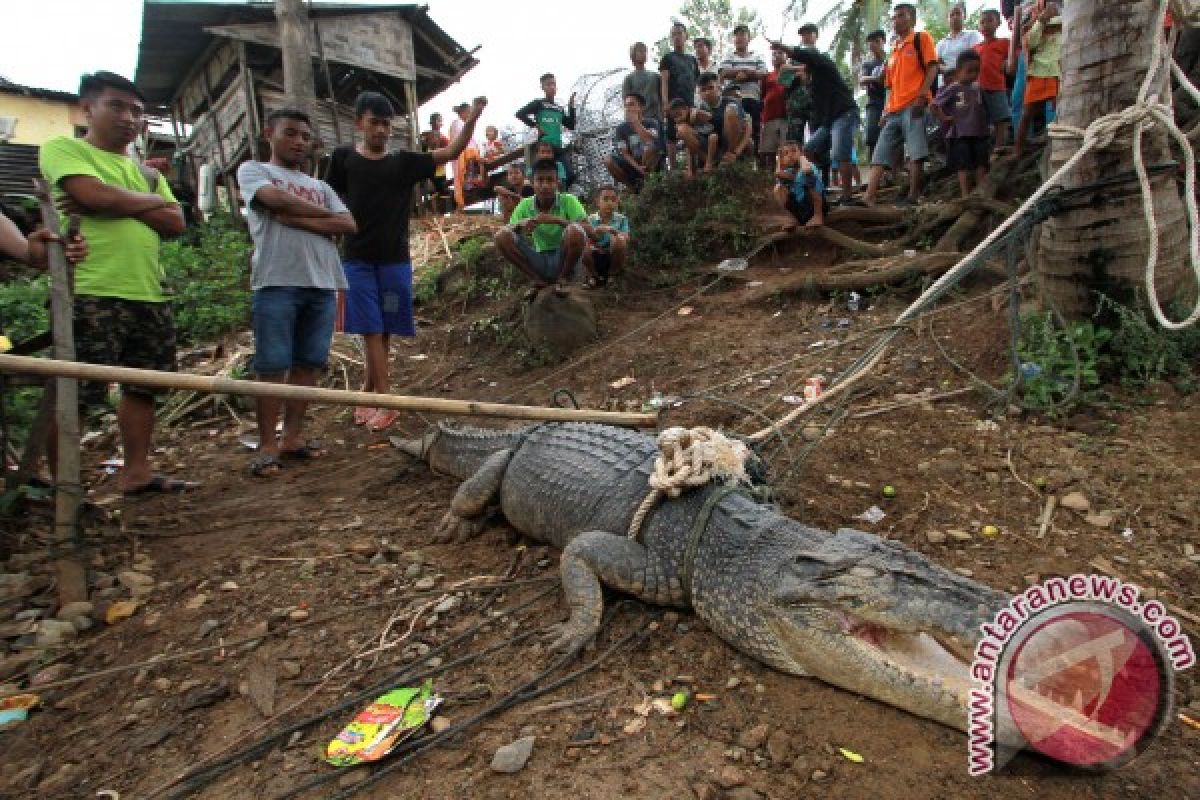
[252,287,337,375]
[982,90,1012,126]
[804,108,860,163]
[341,260,416,336]
[516,234,579,283]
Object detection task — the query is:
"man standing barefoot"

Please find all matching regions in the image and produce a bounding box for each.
[328,93,486,431]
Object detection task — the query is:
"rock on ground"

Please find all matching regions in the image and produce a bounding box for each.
[490,735,535,773]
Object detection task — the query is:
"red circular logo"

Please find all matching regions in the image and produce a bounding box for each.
[1003,605,1171,768]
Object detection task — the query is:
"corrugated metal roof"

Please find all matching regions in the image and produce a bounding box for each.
[134,1,477,108]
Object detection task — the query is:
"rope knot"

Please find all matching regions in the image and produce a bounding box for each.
[628,427,752,539]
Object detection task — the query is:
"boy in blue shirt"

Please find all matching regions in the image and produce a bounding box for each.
[583,185,630,287]
[773,140,825,228]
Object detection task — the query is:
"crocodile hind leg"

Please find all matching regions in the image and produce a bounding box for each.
[433,449,513,544]
[551,530,685,654]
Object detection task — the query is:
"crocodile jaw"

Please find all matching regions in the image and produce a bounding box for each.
[766,606,976,731]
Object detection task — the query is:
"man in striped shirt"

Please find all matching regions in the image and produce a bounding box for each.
[718,24,768,147]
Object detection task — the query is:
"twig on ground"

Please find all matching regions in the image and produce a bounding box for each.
[852,387,975,419]
[524,686,622,715]
[1006,447,1041,497]
[1036,495,1058,539]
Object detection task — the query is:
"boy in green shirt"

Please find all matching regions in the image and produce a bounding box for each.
[494,159,592,290]
[39,71,194,496]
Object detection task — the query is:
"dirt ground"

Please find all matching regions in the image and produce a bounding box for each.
[1,221,1198,799]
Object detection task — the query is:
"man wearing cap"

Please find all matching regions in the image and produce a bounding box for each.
[718,24,768,146]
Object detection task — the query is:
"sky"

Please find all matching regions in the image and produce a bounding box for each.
[0,0,983,140]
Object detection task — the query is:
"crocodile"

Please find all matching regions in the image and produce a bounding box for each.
[395,421,1010,733]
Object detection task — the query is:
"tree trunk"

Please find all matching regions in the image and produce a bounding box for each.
[1034,0,1190,318]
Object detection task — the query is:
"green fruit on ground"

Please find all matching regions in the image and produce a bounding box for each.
[671,691,689,712]
[981,525,1000,537]
[882,485,897,498]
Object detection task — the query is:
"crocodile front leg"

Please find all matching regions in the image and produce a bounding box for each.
[551,530,686,654]
[433,449,513,544]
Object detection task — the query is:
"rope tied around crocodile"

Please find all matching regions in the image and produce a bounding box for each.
[626,426,753,540]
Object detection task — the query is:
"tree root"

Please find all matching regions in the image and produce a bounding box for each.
[738,251,969,301]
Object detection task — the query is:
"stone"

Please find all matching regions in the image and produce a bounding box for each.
[117,570,154,592]
[725,676,741,690]
[766,729,791,764]
[716,765,747,788]
[523,288,597,356]
[1060,492,1090,513]
[490,736,535,773]
[185,594,208,610]
[925,530,947,544]
[1085,512,1115,528]
[219,581,239,592]
[56,601,94,621]
[287,609,310,623]
[198,619,219,638]
[433,595,461,614]
[692,782,719,800]
[178,678,203,694]
[811,769,829,782]
[280,660,302,679]
[738,723,770,751]
[92,572,116,590]
[153,677,173,692]
[414,576,437,591]
[35,618,77,647]
[404,563,422,579]
[946,529,972,542]
[430,715,451,734]
[131,696,156,714]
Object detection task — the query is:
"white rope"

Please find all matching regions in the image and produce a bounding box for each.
[627,427,751,540]
[749,0,1200,442]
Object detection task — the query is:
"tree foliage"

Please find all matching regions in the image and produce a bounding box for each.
[653,0,765,62]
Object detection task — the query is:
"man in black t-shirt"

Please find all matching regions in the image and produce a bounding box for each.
[659,21,700,167]
[770,40,860,198]
[326,92,486,430]
[859,30,889,158]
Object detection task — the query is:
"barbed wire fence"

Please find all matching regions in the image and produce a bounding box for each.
[566,67,628,196]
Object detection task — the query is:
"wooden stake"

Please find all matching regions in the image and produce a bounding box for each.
[0,353,659,429]
[32,179,88,605]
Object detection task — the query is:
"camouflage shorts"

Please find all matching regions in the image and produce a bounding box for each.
[74,296,176,408]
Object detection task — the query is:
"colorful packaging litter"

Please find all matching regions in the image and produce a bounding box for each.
[325,680,441,766]
[0,694,39,728]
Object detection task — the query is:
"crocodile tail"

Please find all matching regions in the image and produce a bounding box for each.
[395,422,536,477]
[390,429,437,460]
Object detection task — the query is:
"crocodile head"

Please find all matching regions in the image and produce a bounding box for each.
[762,527,1009,731]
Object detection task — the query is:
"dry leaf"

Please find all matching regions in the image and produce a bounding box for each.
[105,600,139,625]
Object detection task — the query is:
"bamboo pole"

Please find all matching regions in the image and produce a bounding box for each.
[31,180,88,605]
[0,354,659,429]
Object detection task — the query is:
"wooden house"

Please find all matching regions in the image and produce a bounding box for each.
[133,1,477,191]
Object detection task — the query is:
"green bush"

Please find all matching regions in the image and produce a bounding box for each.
[1096,295,1200,388]
[161,214,253,345]
[1015,312,1109,413]
[625,161,769,271]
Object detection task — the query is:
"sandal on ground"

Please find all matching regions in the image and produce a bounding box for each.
[367,410,399,432]
[280,442,326,461]
[123,475,201,496]
[353,407,374,425]
[250,454,284,477]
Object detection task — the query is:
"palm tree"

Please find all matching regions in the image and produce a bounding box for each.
[1033,0,1191,318]
[818,0,892,68]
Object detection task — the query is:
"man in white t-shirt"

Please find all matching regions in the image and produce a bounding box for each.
[718,24,768,145]
[935,3,984,87]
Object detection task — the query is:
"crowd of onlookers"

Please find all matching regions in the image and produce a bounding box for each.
[445,1,1070,293]
[17,2,1075,484]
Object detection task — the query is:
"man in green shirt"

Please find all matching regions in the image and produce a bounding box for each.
[494,159,592,290]
[39,71,193,496]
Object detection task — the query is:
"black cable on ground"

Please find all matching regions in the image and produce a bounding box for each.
[159,583,560,799]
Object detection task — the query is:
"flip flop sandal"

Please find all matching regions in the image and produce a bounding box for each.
[353,407,374,425]
[123,475,201,496]
[367,410,400,432]
[250,454,285,477]
[281,443,326,461]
